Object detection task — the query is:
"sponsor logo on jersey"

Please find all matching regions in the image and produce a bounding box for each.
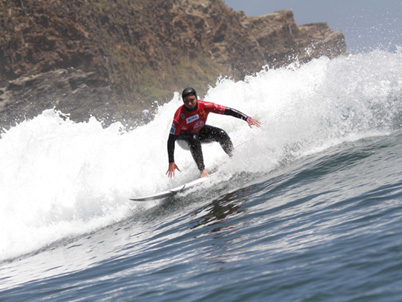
[193,120,205,130]
[186,114,199,124]
[170,123,176,134]
[199,108,206,118]
[180,113,185,119]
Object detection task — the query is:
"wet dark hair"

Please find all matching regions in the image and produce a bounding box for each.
[182,87,197,99]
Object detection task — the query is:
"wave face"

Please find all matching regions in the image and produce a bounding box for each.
[1,50,402,301]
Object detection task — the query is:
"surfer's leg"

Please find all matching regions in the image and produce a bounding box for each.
[177,134,205,171]
[188,135,205,171]
[199,125,234,157]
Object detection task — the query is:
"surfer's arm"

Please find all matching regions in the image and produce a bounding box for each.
[224,107,248,121]
[166,134,180,178]
[167,133,177,163]
[224,107,261,128]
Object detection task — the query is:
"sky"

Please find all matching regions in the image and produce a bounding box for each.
[225,0,402,53]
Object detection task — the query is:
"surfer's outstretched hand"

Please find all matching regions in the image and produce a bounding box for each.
[247,117,261,128]
[166,162,180,178]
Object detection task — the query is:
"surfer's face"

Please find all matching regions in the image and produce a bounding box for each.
[183,95,197,110]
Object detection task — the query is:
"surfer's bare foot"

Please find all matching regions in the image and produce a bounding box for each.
[200,169,209,178]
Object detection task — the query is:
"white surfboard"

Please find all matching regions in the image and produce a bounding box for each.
[130,177,209,201]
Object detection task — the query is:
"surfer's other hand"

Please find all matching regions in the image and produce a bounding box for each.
[166,162,180,178]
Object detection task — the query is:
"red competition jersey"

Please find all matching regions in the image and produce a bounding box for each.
[170,100,226,135]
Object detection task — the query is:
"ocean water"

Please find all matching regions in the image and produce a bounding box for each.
[1,49,402,301]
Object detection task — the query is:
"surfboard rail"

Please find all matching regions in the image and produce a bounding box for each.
[130,176,209,201]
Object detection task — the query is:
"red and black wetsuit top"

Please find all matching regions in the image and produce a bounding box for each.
[169,100,226,135]
[167,99,249,164]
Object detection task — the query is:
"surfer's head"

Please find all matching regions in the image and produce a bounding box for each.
[182,87,198,111]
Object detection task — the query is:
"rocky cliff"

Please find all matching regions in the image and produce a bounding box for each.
[0,0,346,128]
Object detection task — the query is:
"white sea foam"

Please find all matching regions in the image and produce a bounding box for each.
[1,49,401,260]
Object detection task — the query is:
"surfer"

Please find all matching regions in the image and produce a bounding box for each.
[166,87,261,178]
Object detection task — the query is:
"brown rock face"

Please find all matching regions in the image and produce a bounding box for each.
[0,0,346,128]
[247,10,346,67]
[0,68,113,128]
